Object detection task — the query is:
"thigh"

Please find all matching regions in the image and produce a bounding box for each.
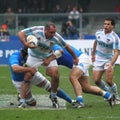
[46,66,59,77]
[70,67,83,80]
[105,66,114,81]
[93,69,104,82]
[79,76,90,90]
[46,59,59,77]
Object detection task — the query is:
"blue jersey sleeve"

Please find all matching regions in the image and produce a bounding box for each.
[9,51,25,82]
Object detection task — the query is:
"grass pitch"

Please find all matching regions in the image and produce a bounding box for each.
[0,65,120,120]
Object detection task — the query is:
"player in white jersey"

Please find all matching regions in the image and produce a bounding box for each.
[9,47,75,107]
[18,23,78,108]
[92,18,120,104]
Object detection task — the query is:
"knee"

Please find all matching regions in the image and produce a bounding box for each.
[69,74,75,82]
[48,70,59,79]
[94,80,101,86]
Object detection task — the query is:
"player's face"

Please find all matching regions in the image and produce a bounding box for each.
[45,26,56,39]
[104,20,114,34]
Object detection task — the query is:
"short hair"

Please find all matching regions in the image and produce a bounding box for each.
[105,18,115,26]
[45,22,56,30]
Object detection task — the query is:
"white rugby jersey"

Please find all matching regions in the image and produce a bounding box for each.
[21,26,66,59]
[95,29,120,60]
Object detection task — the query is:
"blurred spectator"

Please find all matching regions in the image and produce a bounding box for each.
[61,20,79,40]
[64,4,72,13]
[52,4,63,13]
[31,0,40,13]
[79,6,89,27]
[77,0,91,12]
[0,23,10,42]
[4,7,15,29]
[61,22,69,39]
[17,8,28,28]
[51,4,64,22]
[67,20,79,39]
[68,6,80,28]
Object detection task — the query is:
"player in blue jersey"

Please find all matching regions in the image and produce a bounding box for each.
[18,23,78,108]
[48,44,115,108]
[92,18,120,104]
[9,47,76,107]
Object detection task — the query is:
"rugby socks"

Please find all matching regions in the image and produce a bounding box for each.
[103,91,111,100]
[76,96,84,104]
[99,80,110,91]
[110,83,119,99]
[50,91,57,98]
[57,88,72,103]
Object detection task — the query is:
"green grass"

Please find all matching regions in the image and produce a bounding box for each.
[0,65,120,120]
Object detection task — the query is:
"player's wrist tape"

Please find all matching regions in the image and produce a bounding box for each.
[53,50,62,58]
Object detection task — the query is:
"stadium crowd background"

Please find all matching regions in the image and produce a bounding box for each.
[0,0,120,38]
[0,0,119,13]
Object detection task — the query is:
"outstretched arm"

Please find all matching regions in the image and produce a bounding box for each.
[65,44,79,65]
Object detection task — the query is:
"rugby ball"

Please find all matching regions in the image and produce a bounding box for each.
[26,35,38,46]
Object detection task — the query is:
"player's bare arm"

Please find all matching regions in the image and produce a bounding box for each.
[110,49,119,65]
[18,32,37,48]
[42,50,63,66]
[12,65,36,75]
[65,44,79,65]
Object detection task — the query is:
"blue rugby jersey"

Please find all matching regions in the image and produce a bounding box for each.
[52,45,83,68]
[9,50,26,81]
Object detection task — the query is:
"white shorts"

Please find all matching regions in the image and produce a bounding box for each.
[12,80,22,93]
[12,71,50,92]
[26,55,58,69]
[73,54,91,76]
[93,57,114,70]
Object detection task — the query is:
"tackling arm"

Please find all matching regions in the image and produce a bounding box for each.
[12,65,36,75]
[65,44,78,65]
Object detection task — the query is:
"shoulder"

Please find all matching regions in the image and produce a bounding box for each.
[54,32,63,39]
[95,29,103,35]
[111,31,120,41]
[96,29,103,33]
[21,26,44,32]
[9,51,20,63]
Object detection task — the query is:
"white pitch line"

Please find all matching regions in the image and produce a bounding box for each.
[88,116,120,119]
[0,94,66,110]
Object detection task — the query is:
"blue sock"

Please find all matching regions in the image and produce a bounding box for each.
[103,92,111,100]
[57,88,72,103]
[76,96,84,104]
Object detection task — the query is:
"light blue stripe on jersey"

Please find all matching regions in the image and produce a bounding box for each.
[96,50,113,59]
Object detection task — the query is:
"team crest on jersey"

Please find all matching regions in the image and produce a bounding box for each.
[98,36,100,39]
